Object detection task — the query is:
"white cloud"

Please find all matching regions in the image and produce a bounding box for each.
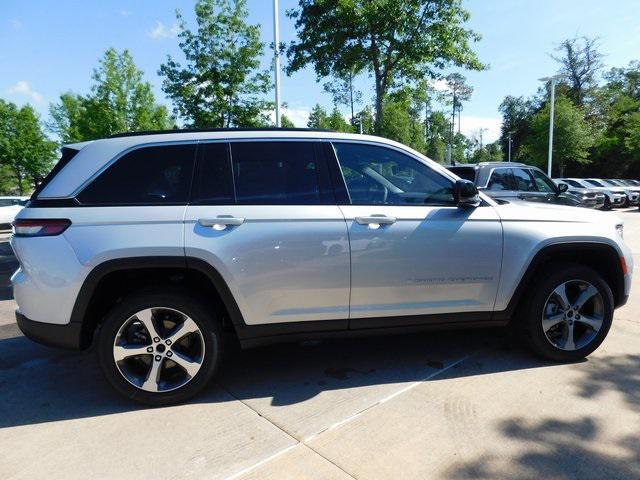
[10,19,22,29]
[430,78,450,92]
[148,21,179,39]
[459,116,502,144]
[7,81,44,104]
[119,10,132,17]
[268,107,311,127]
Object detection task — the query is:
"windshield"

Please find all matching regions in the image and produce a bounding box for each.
[562,179,582,187]
[585,179,604,187]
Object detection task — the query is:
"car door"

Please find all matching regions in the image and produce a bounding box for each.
[184,140,350,327]
[511,167,548,203]
[330,141,503,327]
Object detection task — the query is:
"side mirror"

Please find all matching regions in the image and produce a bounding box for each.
[557,183,569,193]
[454,179,480,207]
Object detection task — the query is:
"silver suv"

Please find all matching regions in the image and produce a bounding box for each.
[11,129,633,404]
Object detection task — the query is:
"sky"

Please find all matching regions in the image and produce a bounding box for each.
[2,0,640,143]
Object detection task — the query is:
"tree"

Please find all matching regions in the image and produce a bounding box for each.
[0,100,56,194]
[159,0,271,128]
[444,73,473,160]
[426,111,449,162]
[323,69,362,122]
[50,48,171,142]
[552,36,604,107]
[498,95,536,161]
[287,0,484,134]
[327,107,352,132]
[280,113,295,128]
[307,104,329,129]
[523,95,593,176]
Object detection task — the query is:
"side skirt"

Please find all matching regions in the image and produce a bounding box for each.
[238,313,508,349]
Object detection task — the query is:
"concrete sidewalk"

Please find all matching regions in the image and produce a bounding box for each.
[1,211,639,480]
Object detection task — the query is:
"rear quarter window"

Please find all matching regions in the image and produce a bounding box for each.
[78,144,196,205]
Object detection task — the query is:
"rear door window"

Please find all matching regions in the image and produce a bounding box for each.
[78,144,196,205]
[191,142,234,204]
[230,141,327,205]
[487,168,515,191]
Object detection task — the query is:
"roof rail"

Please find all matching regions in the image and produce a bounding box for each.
[108,127,334,138]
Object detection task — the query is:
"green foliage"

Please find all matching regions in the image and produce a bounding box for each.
[426,111,449,162]
[552,36,604,107]
[0,100,56,195]
[279,113,295,128]
[306,104,351,132]
[159,0,271,128]
[498,95,538,162]
[287,0,484,133]
[50,48,172,142]
[523,95,593,176]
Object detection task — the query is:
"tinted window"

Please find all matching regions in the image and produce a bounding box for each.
[78,144,196,205]
[487,168,515,191]
[512,168,536,191]
[231,141,323,205]
[0,199,13,207]
[530,169,556,193]
[192,142,234,204]
[586,179,604,187]
[333,143,454,206]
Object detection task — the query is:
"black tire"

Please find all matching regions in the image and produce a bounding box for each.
[517,263,613,362]
[602,196,611,210]
[97,288,222,405]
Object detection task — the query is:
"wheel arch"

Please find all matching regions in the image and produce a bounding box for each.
[498,242,626,321]
[71,256,247,349]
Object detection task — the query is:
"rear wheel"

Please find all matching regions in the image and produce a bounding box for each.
[97,289,221,405]
[518,263,613,362]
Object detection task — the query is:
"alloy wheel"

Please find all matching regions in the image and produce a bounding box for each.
[113,307,205,392]
[541,280,605,351]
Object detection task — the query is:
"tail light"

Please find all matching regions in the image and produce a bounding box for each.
[12,219,71,237]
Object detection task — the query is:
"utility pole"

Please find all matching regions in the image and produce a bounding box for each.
[539,74,563,176]
[273,0,281,127]
[507,131,513,162]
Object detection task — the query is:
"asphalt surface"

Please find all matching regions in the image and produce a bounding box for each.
[1,212,639,479]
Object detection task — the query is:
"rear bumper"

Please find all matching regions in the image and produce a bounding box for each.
[16,310,83,350]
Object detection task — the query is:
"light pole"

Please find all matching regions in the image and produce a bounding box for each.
[273,0,281,127]
[507,131,513,162]
[538,75,563,176]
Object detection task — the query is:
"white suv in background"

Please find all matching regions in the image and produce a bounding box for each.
[0,196,28,228]
[11,129,633,404]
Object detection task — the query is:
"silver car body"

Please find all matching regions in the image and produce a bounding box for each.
[11,131,633,332]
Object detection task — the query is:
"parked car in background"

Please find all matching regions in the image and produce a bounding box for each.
[447,162,581,207]
[619,179,640,187]
[553,180,606,209]
[560,179,626,209]
[606,179,640,199]
[0,196,28,228]
[585,179,638,207]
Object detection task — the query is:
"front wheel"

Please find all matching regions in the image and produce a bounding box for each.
[518,263,613,362]
[97,288,221,405]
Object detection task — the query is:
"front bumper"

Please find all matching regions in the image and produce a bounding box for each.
[16,310,83,350]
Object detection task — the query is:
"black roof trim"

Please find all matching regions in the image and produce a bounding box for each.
[109,127,334,138]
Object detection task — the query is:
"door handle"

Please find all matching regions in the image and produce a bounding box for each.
[198,216,245,230]
[355,215,397,226]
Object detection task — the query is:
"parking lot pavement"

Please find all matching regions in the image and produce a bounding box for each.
[1,211,640,480]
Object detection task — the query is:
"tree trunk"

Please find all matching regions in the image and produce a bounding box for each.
[374,74,385,135]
